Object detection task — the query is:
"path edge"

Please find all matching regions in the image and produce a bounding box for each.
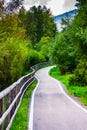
[49,69,87,114]
[28,70,41,130]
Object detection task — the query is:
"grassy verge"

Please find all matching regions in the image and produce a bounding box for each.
[50,67,87,106]
[10,79,37,130]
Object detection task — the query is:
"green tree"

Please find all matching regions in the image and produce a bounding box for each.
[25,6,56,46]
[49,32,76,74]
[0,13,30,91]
[65,3,87,86]
[61,13,71,30]
[0,4,57,91]
[36,36,51,60]
[18,6,26,27]
[24,49,46,70]
[0,37,29,91]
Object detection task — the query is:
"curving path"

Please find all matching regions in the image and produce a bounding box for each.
[29,66,87,130]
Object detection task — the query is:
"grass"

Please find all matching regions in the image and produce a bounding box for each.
[50,67,87,106]
[10,79,37,130]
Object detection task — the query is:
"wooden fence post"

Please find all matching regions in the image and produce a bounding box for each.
[0,99,4,130]
[10,89,15,119]
[5,92,11,128]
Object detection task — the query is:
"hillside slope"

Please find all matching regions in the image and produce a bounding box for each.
[53,9,77,31]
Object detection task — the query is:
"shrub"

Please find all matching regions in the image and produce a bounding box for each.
[0,37,29,91]
[69,68,87,86]
[24,50,46,71]
[59,65,68,74]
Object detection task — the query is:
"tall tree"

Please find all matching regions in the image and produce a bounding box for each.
[25,6,57,46]
[61,13,71,30]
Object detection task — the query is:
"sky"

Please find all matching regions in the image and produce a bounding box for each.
[24,0,76,16]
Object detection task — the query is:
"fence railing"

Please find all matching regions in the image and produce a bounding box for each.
[0,62,50,130]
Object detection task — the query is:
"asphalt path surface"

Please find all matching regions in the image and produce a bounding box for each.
[32,67,87,130]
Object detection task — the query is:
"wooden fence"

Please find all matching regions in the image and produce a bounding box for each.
[0,62,50,130]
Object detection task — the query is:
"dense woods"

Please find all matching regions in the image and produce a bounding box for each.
[50,0,87,86]
[0,1,56,91]
[0,0,87,91]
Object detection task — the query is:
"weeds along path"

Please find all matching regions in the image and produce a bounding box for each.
[29,66,87,130]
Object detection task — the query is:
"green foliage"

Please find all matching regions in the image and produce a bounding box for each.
[24,49,46,71]
[50,3,87,87]
[69,68,87,86]
[0,14,26,40]
[0,37,29,90]
[36,36,51,50]
[66,4,87,86]
[0,14,32,91]
[0,6,54,91]
[75,27,87,56]
[49,32,76,74]
[61,13,71,30]
[35,36,51,60]
[18,6,26,28]
[25,6,57,45]
[50,67,87,106]
[0,4,56,91]
[69,57,87,86]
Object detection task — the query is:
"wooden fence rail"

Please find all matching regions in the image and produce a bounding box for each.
[0,62,50,130]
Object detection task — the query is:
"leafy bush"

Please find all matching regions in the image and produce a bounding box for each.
[69,68,87,86]
[69,57,87,86]
[59,65,68,74]
[24,50,46,71]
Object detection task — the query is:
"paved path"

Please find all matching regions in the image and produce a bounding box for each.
[29,67,87,130]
